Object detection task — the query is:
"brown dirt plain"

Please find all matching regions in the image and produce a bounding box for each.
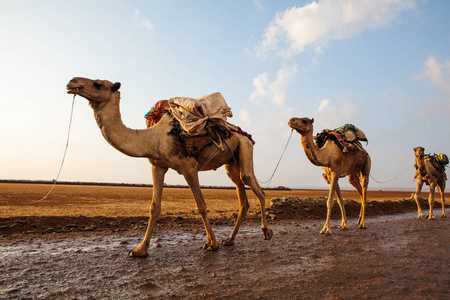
[1,183,449,299]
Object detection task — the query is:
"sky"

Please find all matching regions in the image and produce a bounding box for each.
[1,0,449,191]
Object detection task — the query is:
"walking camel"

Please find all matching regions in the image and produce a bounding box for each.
[66,77,272,257]
[413,146,447,219]
[288,117,371,235]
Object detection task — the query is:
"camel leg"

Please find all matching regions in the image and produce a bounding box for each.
[184,172,219,251]
[238,143,272,241]
[359,173,369,229]
[414,180,425,218]
[426,183,436,220]
[348,174,364,225]
[129,165,167,258]
[321,174,338,235]
[335,184,348,230]
[437,181,446,218]
[222,163,250,246]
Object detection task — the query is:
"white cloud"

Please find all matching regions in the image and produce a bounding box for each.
[250,64,298,107]
[133,9,154,32]
[255,0,416,59]
[418,55,450,95]
[313,98,357,128]
[317,98,330,112]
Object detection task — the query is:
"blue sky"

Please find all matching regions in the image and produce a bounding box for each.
[1,0,449,190]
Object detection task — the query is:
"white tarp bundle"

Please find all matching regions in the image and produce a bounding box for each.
[169,92,233,136]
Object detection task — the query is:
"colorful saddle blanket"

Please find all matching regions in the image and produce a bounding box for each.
[314,124,367,152]
[144,95,254,156]
[144,100,170,128]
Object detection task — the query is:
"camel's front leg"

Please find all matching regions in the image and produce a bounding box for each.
[437,184,446,218]
[321,174,338,235]
[335,184,348,230]
[129,165,168,258]
[184,172,219,251]
[414,180,425,218]
[426,184,436,220]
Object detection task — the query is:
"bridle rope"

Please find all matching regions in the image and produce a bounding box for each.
[257,129,294,188]
[36,94,76,202]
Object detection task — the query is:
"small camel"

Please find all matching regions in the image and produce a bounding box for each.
[413,146,447,219]
[288,117,371,235]
[66,77,272,257]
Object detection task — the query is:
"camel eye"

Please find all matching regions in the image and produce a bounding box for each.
[93,81,102,89]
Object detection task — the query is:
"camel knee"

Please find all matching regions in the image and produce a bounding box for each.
[240,201,250,213]
[240,174,252,186]
[149,202,161,217]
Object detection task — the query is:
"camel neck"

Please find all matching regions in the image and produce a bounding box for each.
[300,132,323,166]
[92,93,154,158]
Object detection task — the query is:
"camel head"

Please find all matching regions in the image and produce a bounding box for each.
[66,77,121,106]
[288,117,314,135]
[414,146,425,158]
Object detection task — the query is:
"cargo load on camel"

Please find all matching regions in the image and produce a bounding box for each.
[144,92,254,156]
[314,124,368,153]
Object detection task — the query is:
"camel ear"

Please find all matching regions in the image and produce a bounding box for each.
[111,82,121,92]
[310,118,314,124]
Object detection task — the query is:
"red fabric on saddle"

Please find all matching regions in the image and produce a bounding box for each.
[329,132,356,151]
[145,100,170,128]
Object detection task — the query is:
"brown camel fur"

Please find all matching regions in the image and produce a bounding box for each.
[66,77,272,257]
[413,146,447,219]
[288,117,371,235]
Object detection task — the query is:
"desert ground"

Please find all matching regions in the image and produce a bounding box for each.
[1,183,449,299]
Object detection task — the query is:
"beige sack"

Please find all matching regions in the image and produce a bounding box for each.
[169,92,232,136]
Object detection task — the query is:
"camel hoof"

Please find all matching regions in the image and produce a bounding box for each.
[263,228,273,241]
[222,238,235,246]
[441,213,446,218]
[128,249,148,258]
[202,242,219,251]
[358,223,367,229]
[418,213,425,218]
[338,224,349,230]
[320,228,331,235]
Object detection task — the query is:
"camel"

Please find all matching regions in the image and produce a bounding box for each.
[66,77,272,257]
[413,146,447,219]
[288,117,371,235]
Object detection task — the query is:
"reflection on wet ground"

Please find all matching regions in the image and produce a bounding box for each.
[1,209,449,299]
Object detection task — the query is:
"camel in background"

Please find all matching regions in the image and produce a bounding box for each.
[288,117,371,235]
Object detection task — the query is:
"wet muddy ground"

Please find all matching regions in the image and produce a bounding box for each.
[1,211,449,299]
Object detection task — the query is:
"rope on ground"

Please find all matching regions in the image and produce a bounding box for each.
[35,95,76,202]
[258,129,294,188]
[370,164,414,184]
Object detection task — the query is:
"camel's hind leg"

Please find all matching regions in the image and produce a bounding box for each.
[184,171,219,251]
[426,183,437,220]
[348,173,365,227]
[222,163,250,246]
[414,180,425,218]
[238,140,272,241]
[129,165,167,258]
[335,184,348,230]
[437,181,446,218]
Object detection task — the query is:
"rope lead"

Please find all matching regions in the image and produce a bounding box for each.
[37,95,76,202]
